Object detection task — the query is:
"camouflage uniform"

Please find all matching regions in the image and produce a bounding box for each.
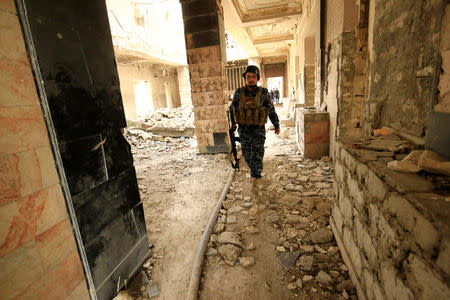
[229,86,280,178]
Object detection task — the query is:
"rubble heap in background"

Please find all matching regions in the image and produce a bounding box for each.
[128,105,195,137]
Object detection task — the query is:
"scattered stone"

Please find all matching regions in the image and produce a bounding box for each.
[276,246,286,252]
[218,244,242,266]
[299,175,309,182]
[298,255,314,271]
[313,253,330,262]
[213,223,225,234]
[295,278,303,288]
[286,214,303,224]
[315,245,327,254]
[266,213,280,223]
[316,271,333,285]
[278,251,301,270]
[303,275,313,282]
[310,228,333,243]
[287,283,297,290]
[206,247,218,256]
[278,194,300,207]
[147,285,160,298]
[311,287,317,293]
[140,270,149,284]
[337,280,354,292]
[242,202,253,208]
[321,156,331,162]
[286,227,298,238]
[327,246,339,256]
[244,196,251,201]
[217,232,243,247]
[285,184,295,191]
[300,245,314,253]
[287,173,298,179]
[219,209,227,214]
[222,200,233,209]
[245,226,260,234]
[227,215,238,224]
[340,264,349,272]
[246,243,255,250]
[228,205,243,214]
[329,270,340,278]
[239,256,255,267]
[302,191,318,196]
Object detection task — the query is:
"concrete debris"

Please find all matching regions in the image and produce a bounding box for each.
[278,251,301,270]
[315,271,332,285]
[239,256,256,267]
[218,244,242,266]
[287,282,297,290]
[147,284,160,298]
[217,232,243,248]
[298,255,314,271]
[309,228,333,243]
[206,247,218,256]
[276,246,287,252]
[302,275,313,282]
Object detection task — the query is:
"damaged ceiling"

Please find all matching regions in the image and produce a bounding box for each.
[223,0,302,61]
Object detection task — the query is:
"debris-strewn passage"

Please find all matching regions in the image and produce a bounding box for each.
[199,136,356,300]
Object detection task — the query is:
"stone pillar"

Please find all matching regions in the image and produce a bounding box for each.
[181,0,230,153]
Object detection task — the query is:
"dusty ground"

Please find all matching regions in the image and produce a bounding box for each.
[118,125,356,300]
[122,133,230,300]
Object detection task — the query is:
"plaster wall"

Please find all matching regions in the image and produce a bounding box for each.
[117,64,184,120]
[292,0,320,105]
[0,2,89,298]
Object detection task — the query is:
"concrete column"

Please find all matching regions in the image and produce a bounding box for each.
[181,0,230,153]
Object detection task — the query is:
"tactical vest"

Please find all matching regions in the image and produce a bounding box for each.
[234,87,269,126]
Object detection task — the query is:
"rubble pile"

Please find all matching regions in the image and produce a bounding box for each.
[203,155,356,299]
[128,105,195,137]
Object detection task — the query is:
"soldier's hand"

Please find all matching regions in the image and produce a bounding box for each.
[275,128,280,135]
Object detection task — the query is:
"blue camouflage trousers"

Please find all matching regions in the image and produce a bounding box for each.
[238,125,266,178]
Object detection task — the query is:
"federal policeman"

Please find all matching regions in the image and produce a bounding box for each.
[229,65,280,185]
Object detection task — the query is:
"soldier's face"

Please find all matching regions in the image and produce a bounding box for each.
[245,72,258,86]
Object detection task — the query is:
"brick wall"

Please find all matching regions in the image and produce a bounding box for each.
[0,1,89,298]
[332,142,450,300]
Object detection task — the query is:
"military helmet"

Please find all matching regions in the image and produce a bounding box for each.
[242,65,260,80]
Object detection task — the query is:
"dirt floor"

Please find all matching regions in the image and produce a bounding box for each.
[117,125,356,300]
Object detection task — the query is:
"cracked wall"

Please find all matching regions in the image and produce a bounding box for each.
[367,0,446,138]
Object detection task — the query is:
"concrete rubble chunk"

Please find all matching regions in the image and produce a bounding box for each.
[213,223,225,234]
[337,280,354,292]
[206,247,218,256]
[278,193,300,207]
[147,284,160,298]
[218,244,242,266]
[316,270,332,284]
[238,256,255,267]
[277,251,301,270]
[302,275,313,282]
[217,232,243,247]
[310,228,333,243]
[298,255,314,271]
[226,215,237,224]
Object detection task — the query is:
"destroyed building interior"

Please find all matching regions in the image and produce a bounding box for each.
[0,0,449,299]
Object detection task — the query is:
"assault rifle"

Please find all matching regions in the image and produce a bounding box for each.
[227,110,240,170]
